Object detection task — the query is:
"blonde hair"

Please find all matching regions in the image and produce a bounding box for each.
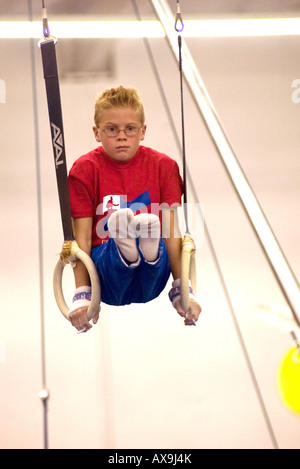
[94,85,145,127]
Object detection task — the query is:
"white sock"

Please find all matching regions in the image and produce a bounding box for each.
[134,213,160,262]
[107,209,139,263]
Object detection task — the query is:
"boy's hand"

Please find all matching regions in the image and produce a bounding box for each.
[168,278,201,324]
[68,285,100,333]
[69,306,100,333]
[173,297,201,323]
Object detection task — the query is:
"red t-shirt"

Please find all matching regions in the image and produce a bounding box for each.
[68,145,183,247]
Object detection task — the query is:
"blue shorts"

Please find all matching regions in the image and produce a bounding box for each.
[91,237,170,306]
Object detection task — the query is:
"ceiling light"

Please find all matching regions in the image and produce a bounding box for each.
[0,18,300,39]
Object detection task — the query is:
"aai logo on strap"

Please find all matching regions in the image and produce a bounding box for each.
[51,122,64,168]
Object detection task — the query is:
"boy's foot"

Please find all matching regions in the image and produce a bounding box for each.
[107,208,139,262]
[134,213,160,262]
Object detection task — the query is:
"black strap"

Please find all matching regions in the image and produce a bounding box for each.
[40,39,74,241]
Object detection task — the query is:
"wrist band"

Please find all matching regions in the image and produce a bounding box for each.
[68,286,92,316]
[169,285,193,303]
[72,290,91,302]
[72,286,91,302]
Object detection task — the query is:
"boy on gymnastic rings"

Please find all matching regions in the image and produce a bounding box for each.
[68,85,201,332]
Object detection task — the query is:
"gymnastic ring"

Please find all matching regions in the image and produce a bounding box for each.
[53,240,101,321]
[180,233,196,313]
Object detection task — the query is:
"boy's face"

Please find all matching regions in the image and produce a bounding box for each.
[93,107,146,162]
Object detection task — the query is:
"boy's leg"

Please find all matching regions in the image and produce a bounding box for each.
[91,236,170,305]
[93,209,169,305]
[91,239,139,305]
[136,237,171,302]
[107,208,139,263]
[134,213,160,262]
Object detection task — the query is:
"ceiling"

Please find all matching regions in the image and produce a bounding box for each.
[3,0,298,80]
[1,0,300,20]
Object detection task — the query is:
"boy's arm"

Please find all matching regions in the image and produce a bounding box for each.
[72,217,93,287]
[161,207,183,280]
[162,207,201,323]
[68,216,100,332]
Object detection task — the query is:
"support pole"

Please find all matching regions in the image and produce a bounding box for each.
[150,0,300,327]
[28,0,50,449]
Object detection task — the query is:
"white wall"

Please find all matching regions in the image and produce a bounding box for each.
[1,30,300,449]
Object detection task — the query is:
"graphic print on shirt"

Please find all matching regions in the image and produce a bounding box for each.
[96,190,151,241]
[103,195,121,213]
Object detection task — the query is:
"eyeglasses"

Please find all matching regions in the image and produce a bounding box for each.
[101,125,142,137]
